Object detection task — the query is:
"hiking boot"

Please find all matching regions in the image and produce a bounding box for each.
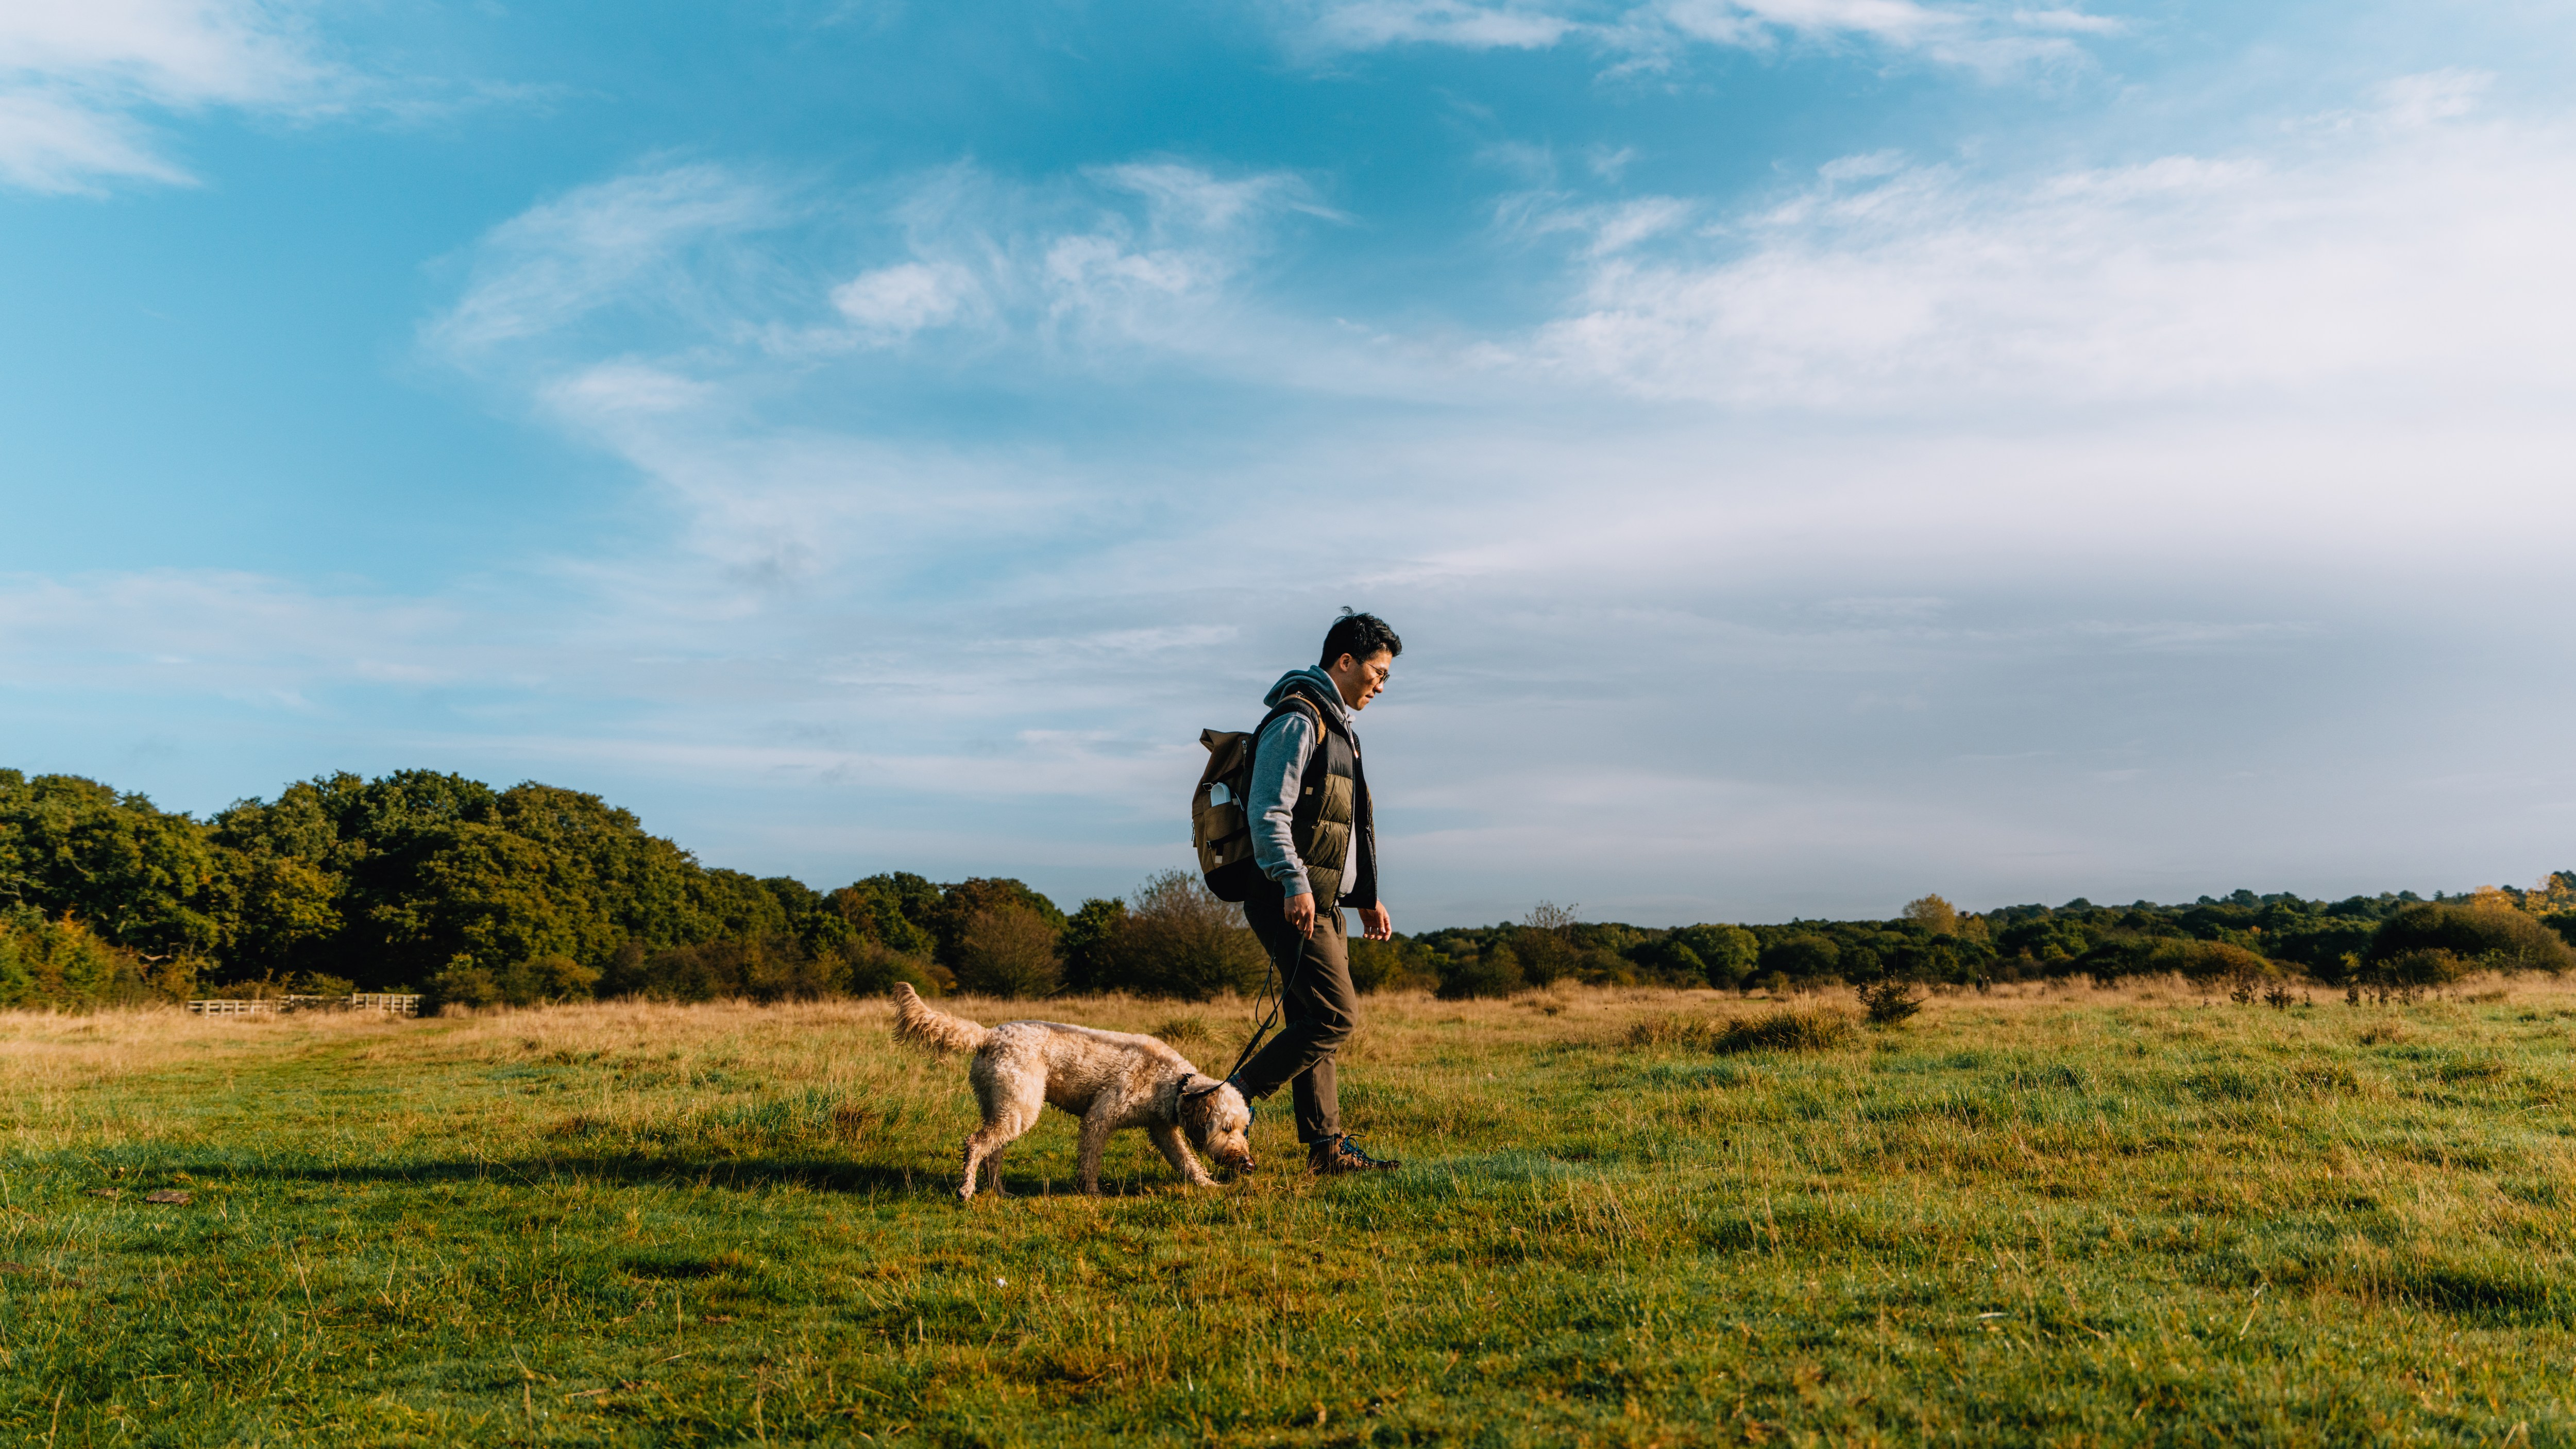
[1308,1135,1400,1175]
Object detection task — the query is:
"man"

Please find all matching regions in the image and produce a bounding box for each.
[1228,610,1402,1174]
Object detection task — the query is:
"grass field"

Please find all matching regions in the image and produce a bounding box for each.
[3,979,2574,1446]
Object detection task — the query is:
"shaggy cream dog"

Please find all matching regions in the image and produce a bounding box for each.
[892,983,1257,1200]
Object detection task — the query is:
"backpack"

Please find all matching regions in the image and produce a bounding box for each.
[1192,695,1324,902]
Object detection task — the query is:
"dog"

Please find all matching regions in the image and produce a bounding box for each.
[891,983,1256,1200]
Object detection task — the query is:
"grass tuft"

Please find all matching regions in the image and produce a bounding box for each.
[1711,1005,1857,1054]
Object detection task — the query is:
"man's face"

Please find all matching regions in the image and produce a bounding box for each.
[1329,649,1394,711]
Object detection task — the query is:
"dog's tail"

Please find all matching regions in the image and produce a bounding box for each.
[892,982,990,1055]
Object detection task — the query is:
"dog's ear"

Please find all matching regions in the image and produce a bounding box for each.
[1176,1075,1216,1134]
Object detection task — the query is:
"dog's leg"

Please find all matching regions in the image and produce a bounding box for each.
[1075,1104,1119,1194]
[960,1120,1027,1202]
[958,1050,1042,1203]
[1149,1124,1217,1188]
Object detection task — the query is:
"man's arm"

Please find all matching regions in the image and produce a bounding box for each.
[1247,704,1318,933]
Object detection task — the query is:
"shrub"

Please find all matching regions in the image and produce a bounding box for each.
[1713,1007,1855,1055]
[2078,935,2273,985]
[424,955,503,1012]
[952,903,1060,998]
[426,951,606,1012]
[2368,904,2575,975]
[0,908,193,1009]
[596,937,839,1004]
[1855,979,1924,1026]
[1107,871,1263,1000]
[2351,948,2467,1004]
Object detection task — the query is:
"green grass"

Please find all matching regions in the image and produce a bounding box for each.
[3,980,2575,1445]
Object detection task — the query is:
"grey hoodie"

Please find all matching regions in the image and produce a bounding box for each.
[1248,666,1358,900]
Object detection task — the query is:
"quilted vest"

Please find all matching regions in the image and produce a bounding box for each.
[1277,681,1377,911]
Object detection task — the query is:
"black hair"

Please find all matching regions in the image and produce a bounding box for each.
[1318,609,1403,669]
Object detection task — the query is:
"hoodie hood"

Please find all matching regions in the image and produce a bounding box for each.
[1264,666,1348,724]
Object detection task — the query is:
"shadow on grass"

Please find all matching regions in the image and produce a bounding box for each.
[45,1147,1343,1203]
[45,1146,930,1196]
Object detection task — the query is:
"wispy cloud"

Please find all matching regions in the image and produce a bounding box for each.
[0,0,334,192]
[0,2,550,194]
[425,162,785,356]
[1272,0,2119,73]
[1491,75,2576,410]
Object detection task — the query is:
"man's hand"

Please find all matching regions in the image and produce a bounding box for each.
[1359,903,1393,941]
[1283,891,1317,939]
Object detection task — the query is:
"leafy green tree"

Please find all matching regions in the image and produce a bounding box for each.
[1674,924,1759,989]
[0,771,226,956]
[1436,942,1523,1000]
[1346,935,1439,994]
[931,878,1066,974]
[827,877,938,956]
[951,902,1061,998]
[1624,937,1706,986]
[1058,897,1130,993]
[1515,901,1580,985]
[839,937,950,998]
[1763,933,1842,983]
[2367,903,2574,975]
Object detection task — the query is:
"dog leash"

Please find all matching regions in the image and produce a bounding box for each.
[1185,935,1298,1104]
[1225,954,1288,1083]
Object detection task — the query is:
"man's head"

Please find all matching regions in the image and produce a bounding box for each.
[1318,609,1401,712]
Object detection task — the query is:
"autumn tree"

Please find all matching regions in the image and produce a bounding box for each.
[1902,895,1959,937]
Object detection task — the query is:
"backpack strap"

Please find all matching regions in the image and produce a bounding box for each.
[1258,692,1326,735]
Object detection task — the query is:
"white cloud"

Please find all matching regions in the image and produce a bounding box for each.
[1502,98,2576,410]
[0,0,331,193]
[831,260,978,339]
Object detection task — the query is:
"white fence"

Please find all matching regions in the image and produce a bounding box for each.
[185,994,421,1018]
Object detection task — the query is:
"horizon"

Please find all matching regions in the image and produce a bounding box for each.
[4,758,2541,933]
[7,3,2574,928]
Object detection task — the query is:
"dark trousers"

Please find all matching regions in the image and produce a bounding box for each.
[1236,882,1358,1144]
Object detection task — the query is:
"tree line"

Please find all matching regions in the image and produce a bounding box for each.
[4,767,2569,1012]
[1393,885,2576,1003]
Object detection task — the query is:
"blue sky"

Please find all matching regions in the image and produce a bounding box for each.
[6,1,2575,928]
